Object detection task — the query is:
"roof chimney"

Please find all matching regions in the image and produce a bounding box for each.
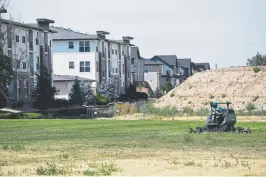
[96,31,110,40]
[122,36,134,44]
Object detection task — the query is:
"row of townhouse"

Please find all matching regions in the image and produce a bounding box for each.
[1,17,145,101]
[143,55,210,92]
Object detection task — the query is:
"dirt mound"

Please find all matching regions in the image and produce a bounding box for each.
[155,66,266,110]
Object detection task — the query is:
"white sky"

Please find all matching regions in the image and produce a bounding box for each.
[4,0,266,69]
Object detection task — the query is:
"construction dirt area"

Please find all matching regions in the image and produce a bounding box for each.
[155,66,266,110]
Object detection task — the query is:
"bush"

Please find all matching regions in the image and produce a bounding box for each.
[52,99,70,108]
[252,96,259,102]
[253,66,261,73]
[183,107,194,116]
[170,93,175,97]
[246,102,256,114]
[115,103,137,115]
[96,94,109,105]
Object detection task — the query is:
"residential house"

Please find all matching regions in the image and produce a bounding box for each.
[131,46,144,83]
[1,18,55,101]
[50,27,135,95]
[176,58,193,83]
[143,59,163,92]
[150,55,179,87]
[52,74,97,100]
[192,62,210,73]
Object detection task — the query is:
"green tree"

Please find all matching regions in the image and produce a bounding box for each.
[69,77,86,106]
[154,87,163,98]
[31,64,57,110]
[85,84,96,105]
[164,71,173,93]
[246,102,256,115]
[0,51,13,108]
[127,82,137,99]
[247,52,266,66]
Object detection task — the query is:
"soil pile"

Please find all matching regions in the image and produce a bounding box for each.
[155,66,266,110]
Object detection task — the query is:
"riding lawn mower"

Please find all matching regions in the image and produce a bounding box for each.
[188,101,251,134]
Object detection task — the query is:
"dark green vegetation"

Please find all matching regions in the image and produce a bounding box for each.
[246,52,266,66]
[0,52,13,109]
[0,119,266,151]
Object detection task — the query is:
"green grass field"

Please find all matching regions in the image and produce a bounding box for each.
[1,119,266,176]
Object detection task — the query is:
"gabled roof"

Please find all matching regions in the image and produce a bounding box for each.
[49,26,134,46]
[177,58,191,69]
[53,74,95,82]
[144,59,162,65]
[50,26,98,40]
[193,62,210,70]
[1,18,49,31]
[153,55,177,66]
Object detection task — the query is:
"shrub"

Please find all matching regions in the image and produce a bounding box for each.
[96,94,109,105]
[170,93,175,97]
[253,66,261,73]
[35,163,66,176]
[115,103,137,115]
[252,96,259,102]
[52,99,70,108]
[246,102,256,114]
[183,107,194,116]
[221,93,226,98]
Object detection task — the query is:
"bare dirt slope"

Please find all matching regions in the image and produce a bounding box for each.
[155,66,266,110]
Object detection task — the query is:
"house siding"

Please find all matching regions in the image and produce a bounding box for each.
[52,40,97,53]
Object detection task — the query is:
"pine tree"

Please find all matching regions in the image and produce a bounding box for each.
[164,71,173,93]
[0,51,13,108]
[97,78,118,102]
[154,87,162,98]
[85,84,96,105]
[32,63,57,110]
[68,77,86,106]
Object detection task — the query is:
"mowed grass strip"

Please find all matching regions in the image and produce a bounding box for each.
[0,119,266,151]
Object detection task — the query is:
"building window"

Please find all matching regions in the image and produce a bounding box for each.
[36,57,40,71]
[96,61,99,72]
[112,49,114,54]
[69,41,74,49]
[112,68,114,73]
[15,35,19,43]
[122,51,124,56]
[122,64,125,74]
[23,62,27,69]
[69,61,74,69]
[96,46,98,52]
[8,50,12,58]
[79,41,90,52]
[36,38,39,45]
[116,68,118,73]
[22,36,26,43]
[144,66,149,73]
[115,50,117,55]
[131,58,135,65]
[80,61,90,72]
[17,61,20,69]
[108,60,111,77]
